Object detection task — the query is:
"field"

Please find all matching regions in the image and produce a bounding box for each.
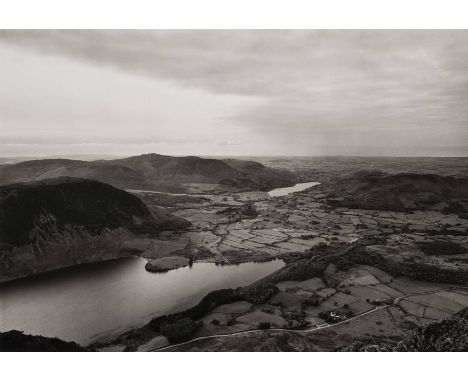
[89,157,468,351]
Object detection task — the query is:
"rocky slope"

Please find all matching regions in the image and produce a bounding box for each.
[0,177,188,282]
[0,154,296,193]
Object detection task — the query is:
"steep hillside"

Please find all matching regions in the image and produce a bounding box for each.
[0,177,189,282]
[324,171,468,213]
[222,158,296,189]
[0,154,296,193]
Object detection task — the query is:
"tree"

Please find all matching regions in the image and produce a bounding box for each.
[160,317,202,342]
[240,201,258,217]
[258,322,271,330]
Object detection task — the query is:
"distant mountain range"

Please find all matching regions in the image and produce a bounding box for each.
[0,177,189,282]
[0,153,297,193]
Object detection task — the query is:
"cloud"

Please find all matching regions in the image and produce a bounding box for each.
[1,30,468,156]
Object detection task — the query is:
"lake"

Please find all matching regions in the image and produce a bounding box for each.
[0,257,284,345]
[0,182,315,346]
[268,181,320,197]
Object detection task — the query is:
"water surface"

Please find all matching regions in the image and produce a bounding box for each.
[0,257,284,345]
[268,181,320,197]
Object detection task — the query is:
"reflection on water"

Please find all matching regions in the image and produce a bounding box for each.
[0,257,284,345]
[268,181,320,197]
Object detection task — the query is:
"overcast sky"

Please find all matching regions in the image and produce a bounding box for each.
[1,30,467,157]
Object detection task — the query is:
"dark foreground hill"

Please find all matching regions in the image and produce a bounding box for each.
[0,153,296,193]
[339,318,468,352]
[0,330,86,352]
[325,171,468,214]
[0,177,188,282]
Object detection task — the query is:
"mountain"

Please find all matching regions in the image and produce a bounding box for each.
[0,177,188,282]
[111,154,239,182]
[0,154,296,193]
[222,158,296,190]
[325,171,468,212]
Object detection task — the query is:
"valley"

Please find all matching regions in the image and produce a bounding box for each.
[1,155,468,352]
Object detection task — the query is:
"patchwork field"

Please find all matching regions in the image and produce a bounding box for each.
[92,162,468,351]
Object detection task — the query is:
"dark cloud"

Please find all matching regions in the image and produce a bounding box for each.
[1,30,467,156]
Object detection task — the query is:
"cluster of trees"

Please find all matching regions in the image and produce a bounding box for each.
[417,240,466,256]
[242,283,279,304]
[240,202,258,217]
[318,310,354,324]
[149,288,243,338]
[160,317,202,342]
[349,246,468,285]
[442,200,468,219]
[333,257,353,271]
[216,202,258,219]
[301,294,321,308]
[257,322,271,330]
[264,258,326,285]
[148,283,281,343]
[367,298,393,306]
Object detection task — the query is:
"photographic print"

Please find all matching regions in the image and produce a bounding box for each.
[1,30,468,352]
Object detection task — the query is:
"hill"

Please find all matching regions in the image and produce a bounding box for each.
[0,330,86,352]
[0,154,296,193]
[222,158,296,190]
[0,159,84,184]
[324,171,468,213]
[0,177,188,282]
[0,158,152,190]
[339,318,468,352]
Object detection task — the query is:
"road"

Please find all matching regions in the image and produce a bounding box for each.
[151,286,468,352]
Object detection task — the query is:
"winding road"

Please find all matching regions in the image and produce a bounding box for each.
[151,286,468,351]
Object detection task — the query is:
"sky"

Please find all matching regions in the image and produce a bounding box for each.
[0,30,467,157]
